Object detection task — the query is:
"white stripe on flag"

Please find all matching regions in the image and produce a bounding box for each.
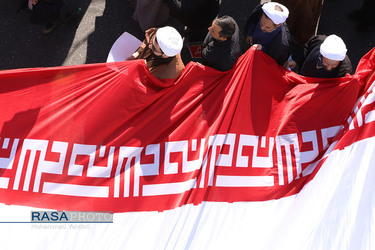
[142,178,197,196]
[0,177,9,189]
[215,175,274,187]
[42,182,109,197]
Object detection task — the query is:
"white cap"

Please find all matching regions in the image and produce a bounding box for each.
[320,35,347,61]
[156,26,183,57]
[262,2,289,25]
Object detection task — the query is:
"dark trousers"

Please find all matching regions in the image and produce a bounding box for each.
[30,0,64,25]
[164,0,219,41]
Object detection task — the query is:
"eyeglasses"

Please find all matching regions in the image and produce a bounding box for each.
[316,55,324,69]
[317,54,340,71]
[150,35,164,56]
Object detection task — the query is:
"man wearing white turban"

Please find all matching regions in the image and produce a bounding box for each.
[243,2,299,66]
[296,35,352,78]
[127,26,185,84]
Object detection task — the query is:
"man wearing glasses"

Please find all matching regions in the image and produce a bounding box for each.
[127,26,184,83]
[295,34,353,78]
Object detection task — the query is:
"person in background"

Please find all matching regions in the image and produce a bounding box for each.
[162,0,220,42]
[348,0,375,32]
[127,26,185,82]
[275,0,323,46]
[129,0,170,32]
[201,16,241,71]
[243,2,299,67]
[290,34,352,78]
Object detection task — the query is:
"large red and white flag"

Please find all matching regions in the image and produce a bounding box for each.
[0,47,374,249]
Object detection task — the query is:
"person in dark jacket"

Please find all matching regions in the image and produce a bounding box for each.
[201,16,241,71]
[130,0,170,32]
[276,0,323,46]
[243,2,299,67]
[163,0,220,42]
[290,34,352,78]
[348,0,375,32]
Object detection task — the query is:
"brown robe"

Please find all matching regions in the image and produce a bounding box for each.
[129,28,185,81]
[273,0,323,45]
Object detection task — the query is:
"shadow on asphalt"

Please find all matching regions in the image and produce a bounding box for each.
[85,0,144,65]
[0,0,91,70]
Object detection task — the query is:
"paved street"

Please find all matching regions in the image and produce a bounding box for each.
[0,0,374,70]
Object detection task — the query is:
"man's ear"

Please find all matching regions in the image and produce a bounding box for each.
[220,36,228,41]
[276,23,282,28]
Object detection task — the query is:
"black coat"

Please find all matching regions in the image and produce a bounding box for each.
[164,0,219,29]
[299,35,353,78]
[243,3,300,66]
[164,0,220,41]
[201,22,241,71]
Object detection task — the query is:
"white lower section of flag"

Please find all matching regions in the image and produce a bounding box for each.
[0,136,374,250]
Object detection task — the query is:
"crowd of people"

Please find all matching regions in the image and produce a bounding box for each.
[127,1,356,82]
[17,0,372,81]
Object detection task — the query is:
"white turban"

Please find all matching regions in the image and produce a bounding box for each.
[156,26,183,57]
[320,35,347,61]
[262,2,289,25]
